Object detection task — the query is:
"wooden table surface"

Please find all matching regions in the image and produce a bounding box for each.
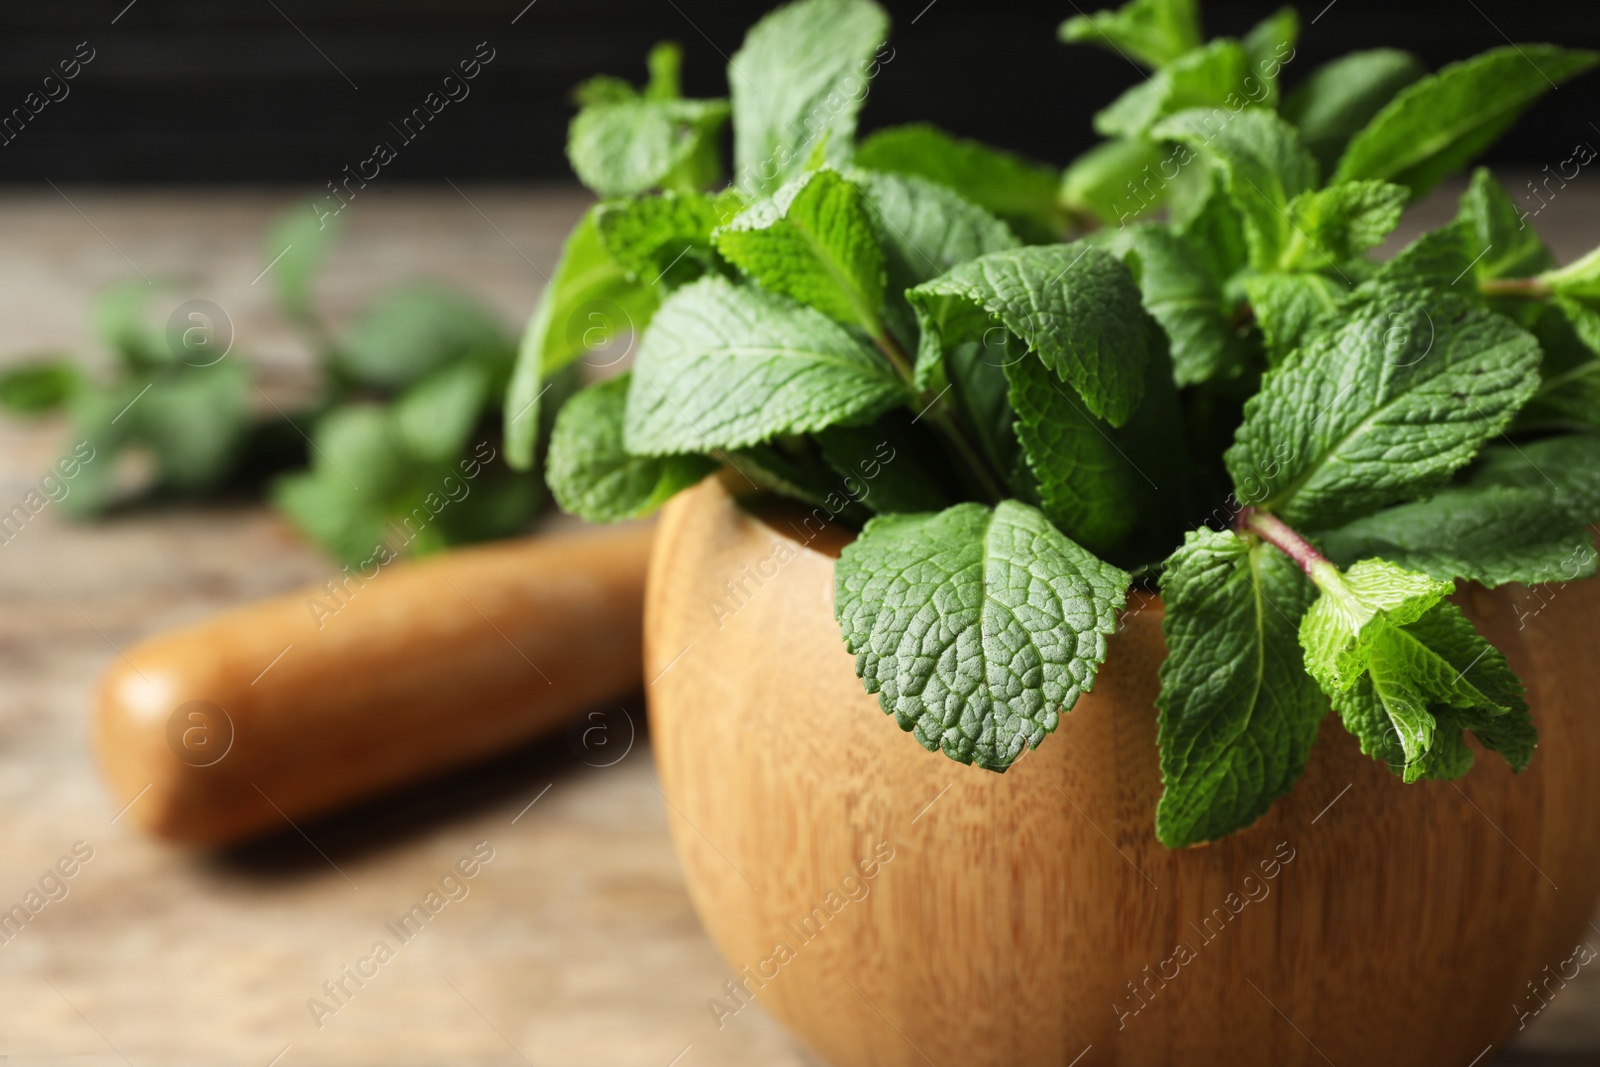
[1,183,1597,1066]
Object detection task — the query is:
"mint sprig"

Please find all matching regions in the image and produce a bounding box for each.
[510,0,1600,848]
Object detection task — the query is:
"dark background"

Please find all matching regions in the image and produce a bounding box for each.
[1,0,1595,185]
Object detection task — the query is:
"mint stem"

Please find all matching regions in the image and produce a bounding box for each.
[1239,508,1328,578]
[1479,276,1551,299]
[875,332,1007,504]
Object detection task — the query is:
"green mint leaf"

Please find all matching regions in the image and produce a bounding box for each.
[1539,244,1600,300]
[392,362,492,464]
[568,97,730,198]
[135,362,253,493]
[1327,599,1523,782]
[0,359,81,415]
[337,285,510,391]
[1095,40,1254,140]
[1152,109,1319,272]
[264,201,343,327]
[1517,307,1600,431]
[1298,557,1454,694]
[273,468,392,565]
[908,243,1150,426]
[1403,602,1536,773]
[1460,167,1555,282]
[504,207,658,468]
[1130,225,1249,385]
[1057,0,1202,70]
[624,275,910,455]
[1059,138,1169,228]
[714,168,887,333]
[595,190,735,288]
[855,123,1064,243]
[1282,49,1426,173]
[1226,292,1542,528]
[1240,272,1347,367]
[1331,45,1599,198]
[1006,354,1141,555]
[1317,436,1600,588]
[1357,223,1476,297]
[1155,529,1323,848]
[852,168,1020,351]
[567,44,728,198]
[834,500,1130,770]
[1240,7,1298,108]
[1279,180,1408,270]
[546,374,716,522]
[730,0,889,197]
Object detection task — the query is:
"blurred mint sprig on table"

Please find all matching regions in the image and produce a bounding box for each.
[510,0,1600,849]
[0,202,568,563]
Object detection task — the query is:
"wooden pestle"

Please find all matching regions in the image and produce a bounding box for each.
[94,523,653,845]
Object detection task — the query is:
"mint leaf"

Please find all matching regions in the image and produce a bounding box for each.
[596,190,733,288]
[1279,180,1408,270]
[1095,40,1253,140]
[338,285,510,391]
[624,276,910,455]
[505,207,658,468]
[1130,225,1249,385]
[1153,109,1319,271]
[1327,600,1525,782]
[0,360,81,415]
[1241,272,1346,367]
[1059,138,1169,228]
[1299,557,1454,693]
[1332,45,1599,198]
[567,43,728,198]
[273,468,392,565]
[1006,354,1141,555]
[1058,0,1201,70]
[1282,49,1426,173]
[1240,7,1298,107]
[1317,436,1600,587]
[392,362,492,464]
[834,500,1130,770]
[908,243,1150,426]
[546,374,716,522]
[730,0,889,197]
[852,168,1019,350]
[1155,528,1323,848]
[714,168,887,333]
[1460,167,1555,282]
[264,201,342,327]
[855,124,1063,243]
[1226,292,1542,528]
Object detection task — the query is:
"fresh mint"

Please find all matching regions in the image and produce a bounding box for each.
[509,0,1600,846]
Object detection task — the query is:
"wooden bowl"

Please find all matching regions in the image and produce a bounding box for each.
[646,476,1600,1066]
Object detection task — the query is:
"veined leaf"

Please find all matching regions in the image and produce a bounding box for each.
[1226,292,1542,528]
[714,169,887,333]
[1316,435,1600,588]
[1131,224,1249,385]
[1155,528,1323,847]
[1153,109,1319,271]
[834,500,1129,770]
[596,190,734,288]
[856,124,1063,243]
[1241,272,1348,367]
[908,243,1150,426]
[1095,40,1255,140]
[504,207,658,468]
[1298,557,1453,693]
[1332,45,1599,198]
[1282,49,1426,173]
[730,0,889,197]
[1279,180,1408,270]
[546,374,716,522]
[624,276,910,455]
[1058,0,1202,70]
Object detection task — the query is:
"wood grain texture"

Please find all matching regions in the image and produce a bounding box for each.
[647,476,1600,1067]
[95,523,653,844]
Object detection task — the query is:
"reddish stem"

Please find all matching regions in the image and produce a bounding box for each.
[1238,508,1328,578]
